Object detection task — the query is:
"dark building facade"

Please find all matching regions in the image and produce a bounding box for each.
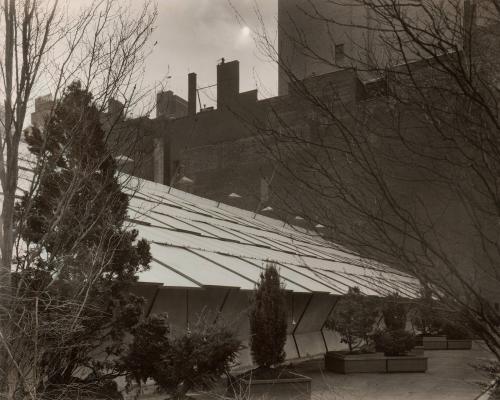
[277,0,375,95]
[154,59,266,211]
[156,90,188,119]
[277,0,471,95]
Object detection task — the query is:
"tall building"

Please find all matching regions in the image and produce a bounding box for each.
[278,0,375,95]
[277,0,471,95]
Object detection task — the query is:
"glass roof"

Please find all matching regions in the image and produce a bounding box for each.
[6,152,419,298]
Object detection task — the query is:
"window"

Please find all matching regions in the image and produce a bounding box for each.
[335,43,345,61]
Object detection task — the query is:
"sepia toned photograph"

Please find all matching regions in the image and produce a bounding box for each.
[0,0,498,399]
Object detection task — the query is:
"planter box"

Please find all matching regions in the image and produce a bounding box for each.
[386,356,428,372]
[417,336,473,350]
[325,352,387,374]
[325,351,428,374]
[417,336,447,350]
[228,371,311,400]
[447,339,472,350]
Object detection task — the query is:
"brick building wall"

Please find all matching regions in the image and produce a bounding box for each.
[161,66,362,217]
[178,137,271,211]
[158,60,499,304]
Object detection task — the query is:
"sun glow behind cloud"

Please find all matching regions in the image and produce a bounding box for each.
[146,0,277,106]
[237,25,252,47]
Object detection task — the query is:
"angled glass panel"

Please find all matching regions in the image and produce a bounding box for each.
[150,244,256,289]
[138,259,200,288]
[197,251,310,293]
[322,270,381,296]
[277,262,344,295]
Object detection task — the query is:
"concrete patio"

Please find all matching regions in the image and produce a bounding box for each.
[131,341,495,400]
[288,341,495,400]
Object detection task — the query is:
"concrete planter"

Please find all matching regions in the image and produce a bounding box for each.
[417,336,472,350]
[446,339,472,350]
[417,335,447,350]
[386,355,428,372]
[228,371,311,400]
[325,351,386,374]
[325,351,428,374]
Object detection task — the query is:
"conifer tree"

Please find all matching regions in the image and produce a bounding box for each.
[121,315,240,400]
[249,263,288,368]
[14,81,151,398]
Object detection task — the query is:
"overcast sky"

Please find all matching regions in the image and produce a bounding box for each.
[145,0,278,107]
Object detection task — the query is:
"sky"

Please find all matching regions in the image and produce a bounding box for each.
[145,0,278,107]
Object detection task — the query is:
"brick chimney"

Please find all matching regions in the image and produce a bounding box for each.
[217,59,239,110]
[188,72,197,116]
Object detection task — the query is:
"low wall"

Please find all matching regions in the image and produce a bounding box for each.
[130,284,341,366]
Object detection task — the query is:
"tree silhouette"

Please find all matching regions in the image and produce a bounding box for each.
[13,81,151,398]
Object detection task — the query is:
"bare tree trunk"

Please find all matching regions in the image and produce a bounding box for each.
[0,0,15,291]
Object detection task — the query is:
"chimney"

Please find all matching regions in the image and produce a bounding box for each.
[188,72,197,116]
[217,59,239,110]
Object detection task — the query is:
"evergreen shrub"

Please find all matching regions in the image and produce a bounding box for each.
[249,263,288,369]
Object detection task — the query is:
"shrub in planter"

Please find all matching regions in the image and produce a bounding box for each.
[412,292,473,349]
[439,310,473,349]
[382,293,408,331]
[439,307,474,339]
[120,314,241,400]
[325,286,378,353]
[324,287,385,373]
[373,329,416,356]
[234,263,311,399]
[411,289,444,336]
[249,263,288,369]
[441,319,470,340]
[373,293,416,356]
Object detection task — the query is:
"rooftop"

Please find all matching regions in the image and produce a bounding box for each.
[122,175,418,296]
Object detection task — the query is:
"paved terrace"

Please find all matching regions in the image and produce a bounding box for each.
[152,341,495,400]
[289,341,495,400]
